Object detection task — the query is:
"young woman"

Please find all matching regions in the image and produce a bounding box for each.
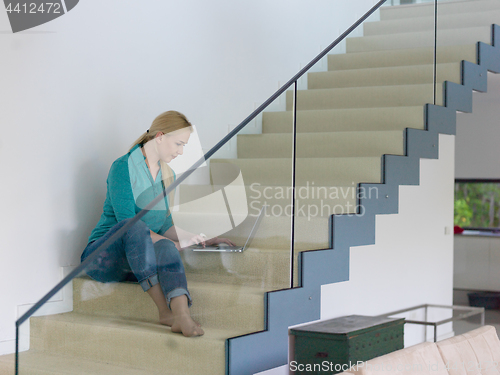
[81,111,234,337]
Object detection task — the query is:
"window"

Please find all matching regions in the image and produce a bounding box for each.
[454,179,500,230]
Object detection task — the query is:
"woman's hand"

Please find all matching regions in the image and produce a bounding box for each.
[205,237,236,247]
[178,233,206,250]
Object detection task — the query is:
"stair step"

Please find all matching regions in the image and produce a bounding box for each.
[328,45,476,70]
[262,106,425,133]
[0,351,165,375]
[347,26,491,53]
[285,84,441,111]
[366,9,500,35]
[380,0,500,20]
[73,277,265,332]
[210,157,382,186]
[29,312,242,375]
[170,212,330,250]
[236,131,404,158]
[178,183,364,215]
[183,247,291,290]
[308,63,461,89]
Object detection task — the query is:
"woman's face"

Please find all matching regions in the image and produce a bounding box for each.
[156,128,191,163]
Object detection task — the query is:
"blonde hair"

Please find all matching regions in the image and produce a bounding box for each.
[131,111,193,214]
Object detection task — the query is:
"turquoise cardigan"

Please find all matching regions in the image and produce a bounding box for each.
[87,144,174,244]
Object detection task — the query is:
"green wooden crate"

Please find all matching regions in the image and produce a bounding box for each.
[290,315,404,374]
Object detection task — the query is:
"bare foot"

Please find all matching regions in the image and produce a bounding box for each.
[159,310,201,327]
[171,313,205,337]
[159,310,175,327]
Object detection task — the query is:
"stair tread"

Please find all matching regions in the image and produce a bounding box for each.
[236,130,404,158]
[0,351,167,375]
[28,312,243,374]
[285,83,441,110]
[76,274,265,295]
[180,182,375,189]
[238,130,403,137]
[262,106,425,133]
[294,82,436,92]
[328,44,476,70]
[73,275,267,332]
[346,25,491,52]
[212,156,381,161]
[380,0,500,20]
[32,311,245,340]
[267,105,424,112]
[308,63,461,89]
[366,9,500,35]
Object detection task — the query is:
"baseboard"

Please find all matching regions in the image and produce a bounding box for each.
[0,266,77,356]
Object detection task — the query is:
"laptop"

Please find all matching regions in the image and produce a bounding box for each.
[190,205,266,253]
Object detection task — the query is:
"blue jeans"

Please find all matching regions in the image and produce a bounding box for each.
[81,218,192,308]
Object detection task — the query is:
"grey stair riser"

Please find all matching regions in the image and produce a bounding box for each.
[236,131,404,158]
[347,27,491,53]
[72,278,264,332]
[479,41,500,72]
[308,63,461,90]
[330,213,377,250]
[262,107,425,133]
[285,84,441,111]
[328,45,476,71]
[29,314,227,375]
[366,10,500,36]
[380,0,500,20]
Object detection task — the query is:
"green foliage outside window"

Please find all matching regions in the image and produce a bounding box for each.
[454,182,500,228]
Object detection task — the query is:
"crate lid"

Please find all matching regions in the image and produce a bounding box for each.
[290,315,404,336]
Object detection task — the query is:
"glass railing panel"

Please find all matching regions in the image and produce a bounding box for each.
[191,88,293,292]
[16,92,292,374]
[293,1,436,287]
[173,89,293,360]
[384,304,484,346]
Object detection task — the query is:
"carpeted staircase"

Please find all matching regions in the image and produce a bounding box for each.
[1,0,499,374]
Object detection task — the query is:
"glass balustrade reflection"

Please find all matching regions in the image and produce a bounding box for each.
[292,1,437,287]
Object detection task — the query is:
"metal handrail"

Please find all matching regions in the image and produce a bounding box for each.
[15,0,388,370]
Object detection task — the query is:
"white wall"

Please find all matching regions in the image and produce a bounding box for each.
[321,134,455,347]
[0,0,379,354]
[455,73,500,179]
[453,72,500,294]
